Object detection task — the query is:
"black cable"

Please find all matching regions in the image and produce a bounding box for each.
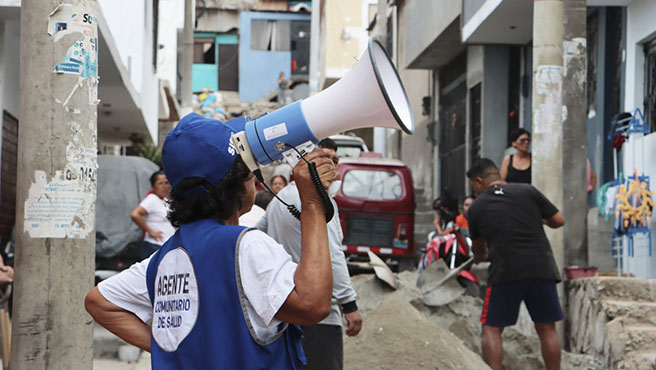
[285,144,335,222]
[253,169,301,220]
[251,143,335,222]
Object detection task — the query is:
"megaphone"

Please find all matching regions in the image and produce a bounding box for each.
[232,39,414,171]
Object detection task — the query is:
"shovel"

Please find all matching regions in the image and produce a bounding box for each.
[417,258,474,306]
[367,251,398,290]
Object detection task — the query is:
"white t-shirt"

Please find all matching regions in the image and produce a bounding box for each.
[139,194,176,245]
[238,204,266,227]
[97,229,297,342]
[255,182,357,327]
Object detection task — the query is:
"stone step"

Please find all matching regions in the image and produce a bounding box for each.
[607,324,656,360]
[614,350,656,370]
[572,277,656,303]
[603,300,656,326]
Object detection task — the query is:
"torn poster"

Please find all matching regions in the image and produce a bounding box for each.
[48,4,98,78]
[23,120,97,238]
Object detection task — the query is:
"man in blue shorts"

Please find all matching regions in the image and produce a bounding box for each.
[466,158,565,370]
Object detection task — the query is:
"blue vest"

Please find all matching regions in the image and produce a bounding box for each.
[146,219,305,370]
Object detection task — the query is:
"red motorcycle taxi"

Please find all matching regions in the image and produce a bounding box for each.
[333,154,416,271]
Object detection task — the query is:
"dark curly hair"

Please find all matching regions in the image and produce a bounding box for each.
[167,156,251,227]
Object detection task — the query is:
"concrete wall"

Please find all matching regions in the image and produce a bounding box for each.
[587,207,616,274]
[400,0,460,69]
[462,0,486,25]
[466,45,509,167]
[397,68,433,196]
[466,45,483,88]
[394,1,436,245]
[323,0,370,80]
[158,0,185,93]
[481,45,509,166]
[624,0,656,113]
[196,9,240,32]
[99,0,160,143]
[238,11,310,102]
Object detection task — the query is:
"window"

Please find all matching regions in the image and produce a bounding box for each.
[342,169,403,200]
[193,38,215,64]
[251,19,291,51]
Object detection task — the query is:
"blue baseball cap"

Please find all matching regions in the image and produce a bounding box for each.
[162,113,247,193]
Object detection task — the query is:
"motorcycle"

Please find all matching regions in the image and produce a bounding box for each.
[418,227,481,299]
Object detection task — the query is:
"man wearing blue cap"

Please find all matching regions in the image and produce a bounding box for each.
[85,113,339,369]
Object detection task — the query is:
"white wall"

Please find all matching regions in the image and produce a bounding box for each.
[99,0,146,91]
[99,0,159,143]
[621,131,656,278]
[623,1,656,279]
[624,0,656,113]
[158,0,185,93]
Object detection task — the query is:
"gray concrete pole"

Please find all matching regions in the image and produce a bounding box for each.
[562,0,588,267]
[531,0,564,337]
[11,1,98,369]
[180,0,194,113]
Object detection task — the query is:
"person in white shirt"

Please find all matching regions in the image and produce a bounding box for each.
[85,114,338,368]
[256,138,362,370]
[130,171,176,259]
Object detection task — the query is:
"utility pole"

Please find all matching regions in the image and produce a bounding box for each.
[562,0,588,267]
[180,0,194,115]
[531,0,564,338]
[12,1,98,369]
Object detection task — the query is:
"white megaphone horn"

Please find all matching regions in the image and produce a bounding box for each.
[231,39,415,171]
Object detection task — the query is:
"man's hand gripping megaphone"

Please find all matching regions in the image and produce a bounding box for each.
[232,128,338,222]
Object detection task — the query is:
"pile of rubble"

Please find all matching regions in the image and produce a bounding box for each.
[344,271,607,370]
[192,90,278,122]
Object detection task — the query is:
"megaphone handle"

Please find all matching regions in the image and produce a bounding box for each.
[306,161,335,222]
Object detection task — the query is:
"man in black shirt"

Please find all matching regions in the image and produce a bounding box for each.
[466,158,565,370]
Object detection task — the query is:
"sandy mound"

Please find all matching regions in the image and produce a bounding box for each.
[344,296,490,370]
[346,273,606,370]
[349,271,422,315]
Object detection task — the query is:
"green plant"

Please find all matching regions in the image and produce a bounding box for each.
[137,142,162,168]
